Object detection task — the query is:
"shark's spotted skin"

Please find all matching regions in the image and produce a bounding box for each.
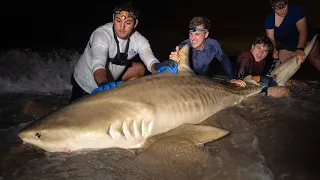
[18,44,264,152]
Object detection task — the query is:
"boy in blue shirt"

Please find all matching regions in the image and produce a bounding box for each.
[169,16,245,87]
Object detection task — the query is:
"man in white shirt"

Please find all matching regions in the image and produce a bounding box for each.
[70,2,178,102]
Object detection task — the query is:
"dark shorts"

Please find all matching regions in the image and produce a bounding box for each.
[279,32,318,51]
[69,74,89,103]
[69,65,130,103]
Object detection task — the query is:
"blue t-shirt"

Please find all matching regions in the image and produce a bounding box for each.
[265,4,314,51]
[177,38,235,80]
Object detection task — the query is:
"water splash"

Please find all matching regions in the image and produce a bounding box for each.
[0,48,81,94]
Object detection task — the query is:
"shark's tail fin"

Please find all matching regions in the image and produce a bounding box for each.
[304,34,319,55]
[270,34,318,86]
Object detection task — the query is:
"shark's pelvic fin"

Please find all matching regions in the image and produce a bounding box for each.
[139,123,229,153]
[176,123,230,145]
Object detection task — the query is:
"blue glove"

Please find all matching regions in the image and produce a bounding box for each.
[154,60,178,74]
[259,74,278,88]
[91,81,122,94]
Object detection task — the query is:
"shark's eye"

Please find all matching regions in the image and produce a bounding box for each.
[35,133,41,140]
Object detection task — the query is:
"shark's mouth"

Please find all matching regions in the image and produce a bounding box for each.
[21,141,46,153]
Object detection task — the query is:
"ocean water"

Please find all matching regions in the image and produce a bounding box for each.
[0,48,320,180]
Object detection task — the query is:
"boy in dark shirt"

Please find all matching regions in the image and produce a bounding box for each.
[235,36,303,97]
[235,36,273,80]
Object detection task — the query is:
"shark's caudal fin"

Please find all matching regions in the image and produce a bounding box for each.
[304,34,318,55]
[175,44,195,74]
[270,34,318,86]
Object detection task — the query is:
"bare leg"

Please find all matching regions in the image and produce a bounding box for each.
[122,62,146,81]
[267,86,291,97]
[308,41,320,72]
[274,49,294,68]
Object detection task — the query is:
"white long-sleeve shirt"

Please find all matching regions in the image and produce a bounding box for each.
[73,22,160,93]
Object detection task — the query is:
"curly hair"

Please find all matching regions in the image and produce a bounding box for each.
[189,16,211,30]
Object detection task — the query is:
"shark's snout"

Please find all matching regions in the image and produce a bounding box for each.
[17,130,31,142]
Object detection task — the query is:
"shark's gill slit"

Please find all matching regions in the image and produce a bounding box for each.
[122,121,131,140]
[108,124,117,140]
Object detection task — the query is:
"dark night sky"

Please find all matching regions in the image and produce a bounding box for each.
[1,0,319,58]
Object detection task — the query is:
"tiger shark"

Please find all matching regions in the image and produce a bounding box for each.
[271,34,318,86]
[17,44,264,153]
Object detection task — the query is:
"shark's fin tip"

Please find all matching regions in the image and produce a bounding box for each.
[175,44,195,74]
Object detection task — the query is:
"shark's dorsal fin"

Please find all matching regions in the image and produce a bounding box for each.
[175,44,195,74]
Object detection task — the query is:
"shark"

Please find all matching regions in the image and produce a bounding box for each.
[17,44,264,153]
[270,34,318,86]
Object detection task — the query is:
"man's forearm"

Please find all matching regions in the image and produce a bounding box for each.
[93,69,109,85]
[221,59,236,80]
[297,30,307,48]
[151,63,159,74]
[270,39,277,51]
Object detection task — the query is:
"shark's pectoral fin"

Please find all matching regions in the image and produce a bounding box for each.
[138,123,229,153]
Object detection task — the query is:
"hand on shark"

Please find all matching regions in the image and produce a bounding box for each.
[273,49,306,64]
[171,46,247,87]
[229,79,246,87]
[293,49,307,63]
[270,34,318,86]
[155,59,178,74]
[91,81,123,93]
[169,46,181,62]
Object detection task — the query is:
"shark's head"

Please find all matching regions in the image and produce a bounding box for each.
[18,127,67,152]
[17,101,144,152]
[17,116,83,152]
[17,108,117,152]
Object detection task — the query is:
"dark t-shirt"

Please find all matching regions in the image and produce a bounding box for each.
[265,3,315,51]
[235,51,266,80]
